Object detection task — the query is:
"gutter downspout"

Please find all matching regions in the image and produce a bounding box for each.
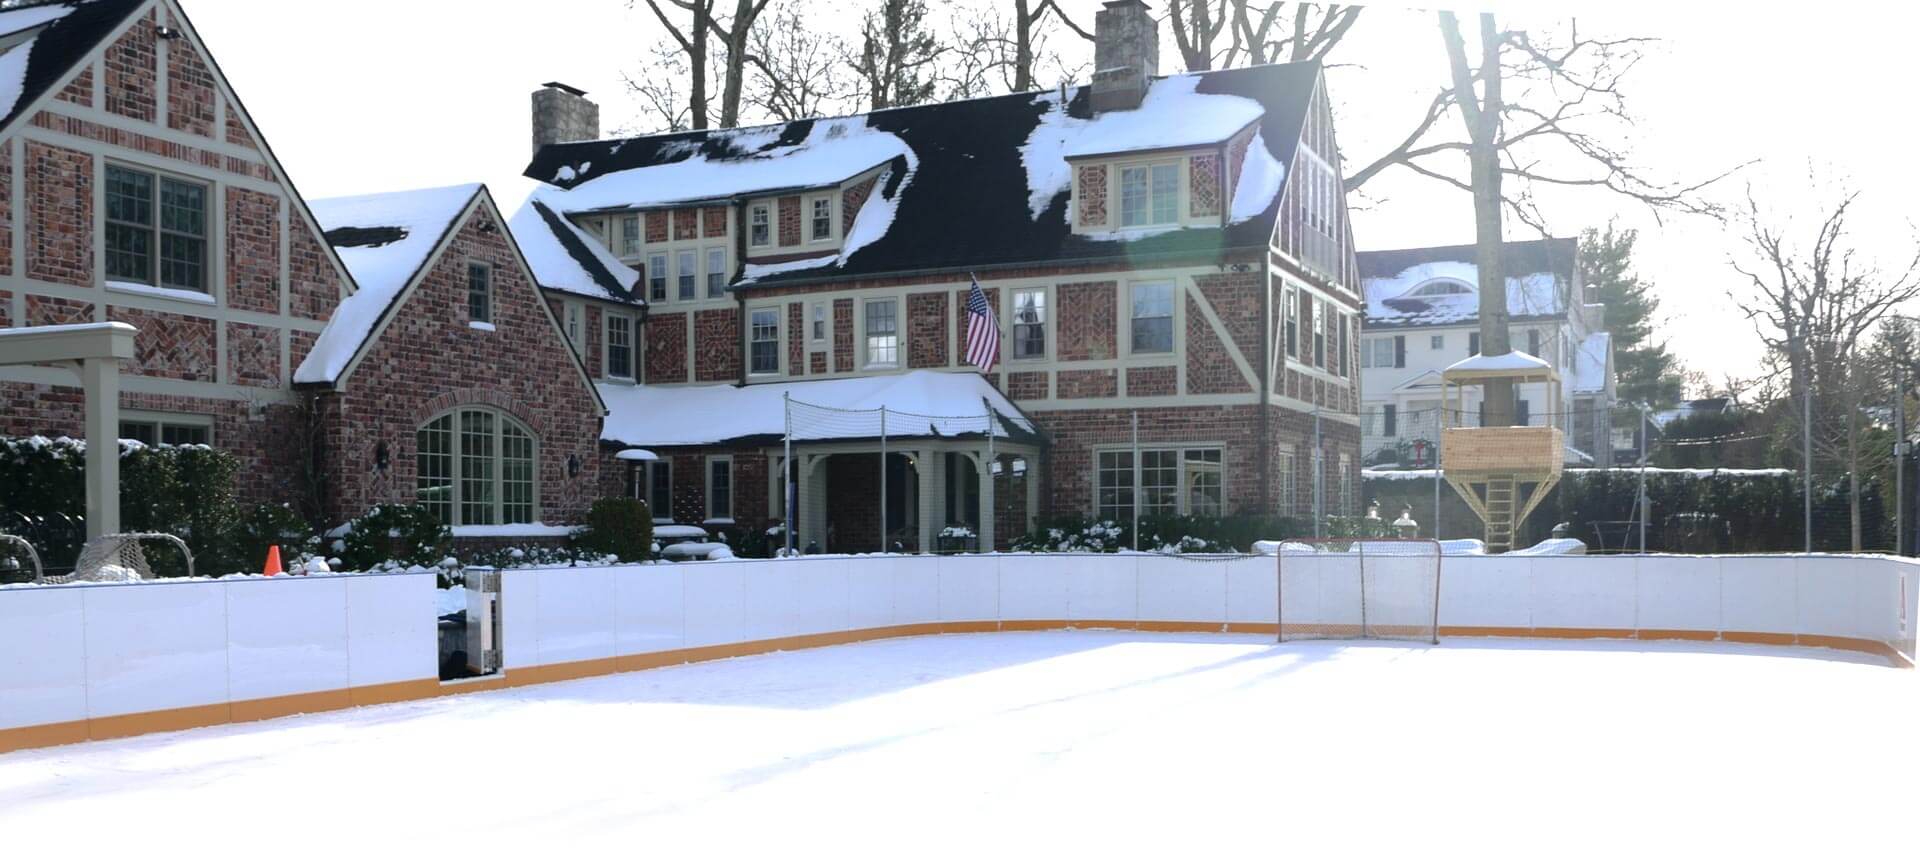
[734,198,749,387]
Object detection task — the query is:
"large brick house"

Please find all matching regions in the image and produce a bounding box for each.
[0,0,602,534]
[515,0,1364,552]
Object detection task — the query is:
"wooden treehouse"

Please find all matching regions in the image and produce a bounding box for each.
[1439,353,1564,553]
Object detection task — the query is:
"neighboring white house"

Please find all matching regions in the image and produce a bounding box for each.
[1357,238,1616,468]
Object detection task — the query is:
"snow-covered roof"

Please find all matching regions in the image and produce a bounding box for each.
[599,370,1040,448]
[1359,239,1576,330]
[1571,331,1612,394]
[508,198,639,302]
[0,0,143,135]
[524,62,1321,290]
[1444,350,1555,378]
[294,183,482,385]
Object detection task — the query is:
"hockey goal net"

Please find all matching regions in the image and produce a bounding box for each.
[1277,538,1442,644]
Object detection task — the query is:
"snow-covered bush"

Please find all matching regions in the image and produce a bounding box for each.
[577,497,652,563]
[0,436,240,575]
[1011,514,1309,554]
[337,503,450,574]
[230,502,318,573]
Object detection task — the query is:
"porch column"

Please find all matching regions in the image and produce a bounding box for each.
[916,449,937,553]
[82,356,122,539]
[977,449,996,552]
[800,453,830,553]
[1024,452,1040,539]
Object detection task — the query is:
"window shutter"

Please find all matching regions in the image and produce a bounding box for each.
[1517,398,1531,426]
[1384,404,1397,437]
[1394,335,1406,368]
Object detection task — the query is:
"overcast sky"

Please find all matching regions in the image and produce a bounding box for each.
[183,0,1920,390]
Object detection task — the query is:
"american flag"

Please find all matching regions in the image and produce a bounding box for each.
[964,275,999,372]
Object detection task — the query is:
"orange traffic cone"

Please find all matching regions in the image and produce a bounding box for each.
[263,545,283,576]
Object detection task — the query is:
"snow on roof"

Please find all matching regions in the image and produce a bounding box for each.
[1056,75,1263,160]
[1229,129,1288,225]
[294,183,481,385]
[600,371,1039,448]
[0,3,79,123]
[1571,331,1611,394]
[1359,239,1576,329]
[535,117,913,215]
[508,198,639,302]
[1444,350,1554,377]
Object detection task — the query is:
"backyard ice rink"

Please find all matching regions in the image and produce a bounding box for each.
[2,631,1914,848]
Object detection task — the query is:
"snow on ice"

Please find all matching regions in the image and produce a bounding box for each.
[0,632,1910,846]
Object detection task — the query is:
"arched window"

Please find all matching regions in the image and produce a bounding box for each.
[1405,278,1473,297]
[417,408,537,525]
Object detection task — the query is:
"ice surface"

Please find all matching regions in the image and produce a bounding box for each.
[0,632,1909,847]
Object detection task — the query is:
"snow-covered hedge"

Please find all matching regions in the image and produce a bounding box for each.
[1011,514,1311,554]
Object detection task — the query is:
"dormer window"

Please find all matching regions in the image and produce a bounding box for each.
[1406,279,1473,297]
[810,197,832,241]
[1119,162,1179,227]
[750,204,771,247]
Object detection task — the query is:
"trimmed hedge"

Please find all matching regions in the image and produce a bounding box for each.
[579,497,653,563]
[1012,513,1312,553]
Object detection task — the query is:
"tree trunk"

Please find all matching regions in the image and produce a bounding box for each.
[1014,0,1034,92]
[690,4,711,129]
[1848,398,1862,551]
[1442,12,1513,426]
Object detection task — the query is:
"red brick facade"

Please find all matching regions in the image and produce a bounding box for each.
[693,307,740,383]
[316,206,602,523]
[906,291,947,368]
[1057,367,1118,399]
[1057,280,1115,361]
[786,302,805,376]
[165,18,218,138]
[778,196,802,247]
[1126,366,1176,396]
[26,142,92,287]
[1184,293,1250,394]
[646,313,687,384]
[226,187,280,313]
[288,221,343,321]
[0,144,10,277]
[102,10,157,124]
[1190,153,1221,218]
[832,298,854,372]
[1075,164,1107,226]
[224,321,280,388]
[842,175,877,233]
[672,208,698,241]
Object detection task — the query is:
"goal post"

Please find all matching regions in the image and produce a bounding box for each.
[1276,538,1443,644]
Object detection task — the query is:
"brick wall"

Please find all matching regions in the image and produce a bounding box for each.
[833,298,853,372]
[0,289,9,326]
[1126,366,1176,396]
[26,293,91,326]
[0,144,10,277]
[1033,404,1356,520]
[645,211,668,243]
[106,305,215,382]
[1185,293,1250,394]
[288,219,343,321]
[842,175,877,233]
[703,206,728,238]
[646,312,687,383]
[102,10,156,123]
[672,208,698,241]
[26,141,92,287]
[693,308,740,383]
[225,321,280,388]
[225,108,253,149]
[1225,130,1253,213]
[56,66,92,107]
[809,351,826,374]
[317,206,602,524]
[226,187,280,313]
[165,22,218,138]
[778,196,801,247]
[906,291,948,368]
[1008,371,1047,400]
[1057,280,1115,361]
[1076,164,1107,227]
[1195,269,1263,364]
[1057,368,1117,399]
[583,305,602,376]
[1190,153,1221,218]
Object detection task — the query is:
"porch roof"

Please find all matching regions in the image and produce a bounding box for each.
[599,370,1042,449]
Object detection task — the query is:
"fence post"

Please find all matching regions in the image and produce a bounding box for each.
[879,405,888,554]
[1312,406,1323,537]
[783,392,794,557]
[1638,404,1648,554]
[1433,406,1444,539]
[1130,409,1140,552]
[1803,386,1813,554]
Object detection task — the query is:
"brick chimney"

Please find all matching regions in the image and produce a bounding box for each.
[1091,0,1159,112]
[531,82,600,156]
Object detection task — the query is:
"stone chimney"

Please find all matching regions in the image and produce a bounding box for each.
[1091,0,1159,112]
[531,82,600,155]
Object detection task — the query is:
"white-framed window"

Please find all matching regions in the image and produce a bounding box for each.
[810,303,827,344]
[1277,449,1296,512]
[564,301,583,347]
[1012,288,1046,359]
[810,196,833,241]
[620,215,641,256]
[1362,337,1395,369]
[1283,288,1297,359]
[417,407,537,526]
[1095,446,1226,523]
[1119,161,1179,227]
[119,412,213,447]
[1313,299,1327,368]
[1469,332,1481,356]
[606,314,634,379]
[749,308,781,375]
[467,263,491,323]
[1382,404,1398,437]
[647,253,667,302]
[105,163,208,292]
[864,298,898,367]
[707,456,733,522]
[676,249,697,300]
[705,247,727,298]
[1430,334,1444,350]
[1130,282,1174,354]
[749,203,771,247]
[632,459,673,521]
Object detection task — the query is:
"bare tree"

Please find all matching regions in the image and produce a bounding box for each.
[1734,185,1920,549]
[847,0,948,110]
[948,0,1092,97]
[1168,1,1360,72]
[632,0,771,130]
[745,7,852,121]
[1437,11,1516,426]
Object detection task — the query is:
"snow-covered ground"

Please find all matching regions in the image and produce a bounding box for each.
[1,633,1912,847]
